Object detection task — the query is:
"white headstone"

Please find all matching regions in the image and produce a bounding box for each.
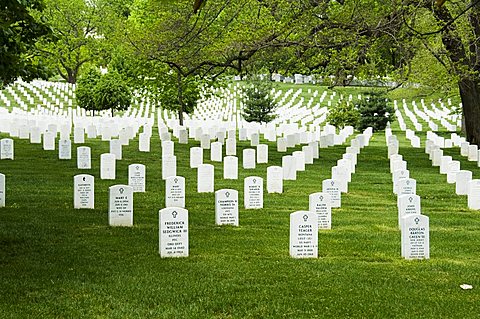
[100,153,116,180]
[159,207,189,257]
[215,189,239,226]
[77,146,91,169]
[190,147,203,168]
[239,128,247,141]
[87,124,96,138]
[398,194,421,228]
[292,151,306,171]
[309,192,332,229]
[446,161,460,184]
[109,139,122,160]
[432,148,443,166]
[309,141,319,159]
[439,156,452,174]
[397,178,416,199]
[250,132,260,146]
[200,134,211,149]
[162,155,177,180]
[302,146,314,164]
[0,138,14,160]
[322,179,341,208]
[0,173,4,207]
[73,127,84,144]
[243,149,256,169]
[277,137,287,152]
[108,185,133,226]
[73,174,94,209]
[389,154,403,173]
[128,164,146,192]
[331,165,348,193]
[267,166,283,193]
[178,128,188,144]
[256,144,268,163]
[30,127,41,144]
[197,164,214,193]
[289,211,318,258]
[226,138,236,156]
[401,214,429,259]
[393,169,410,194]
[166,176,185,208]
[244,176,263,209]
[286,134,296,147]
[468,145,478,161]
[43,132,56,151]
[119,128,130,145]
[223,156,238,179]
[139,132,151,152]
[460,142,470,156]
[467,179,480,210]
[455,170,472,195]
[282,155,297,180]
[162,140,174,158]
[58,139,72,160]
[210,142,223,162]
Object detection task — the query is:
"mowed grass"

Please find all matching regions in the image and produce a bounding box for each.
[1,116,480,316]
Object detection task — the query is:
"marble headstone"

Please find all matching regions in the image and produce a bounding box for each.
[289,211,318,258]
[244,176,263,209]
[165,176,185,208]
[159,207,189,257]
[309,192,332,229]
[215,189,239,226]
[100,153,116,180]
[108,185,134,226]
[128,164,146,192]
[74,174,94,209]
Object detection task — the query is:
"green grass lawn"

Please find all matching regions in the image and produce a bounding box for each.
[0,84,479,318]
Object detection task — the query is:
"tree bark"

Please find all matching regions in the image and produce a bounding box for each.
[458,77,480,145]
[67,71,76,84]
[66,67,77,84]
[177,71,184,126]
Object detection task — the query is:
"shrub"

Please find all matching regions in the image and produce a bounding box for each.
[94,70,132,115]
[76,68,132,116]
[326,99,360,129]
[356,92,395,131]
[242,81,277,123]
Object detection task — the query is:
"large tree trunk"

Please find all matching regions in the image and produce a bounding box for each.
[67,71,76,84]
[459,77,480,145]
[64,66,77,84]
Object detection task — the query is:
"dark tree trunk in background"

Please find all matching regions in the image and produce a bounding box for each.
[459,78,480,145]
[430,3,480,145]
[177,71,184,126]
[67,71,77,84]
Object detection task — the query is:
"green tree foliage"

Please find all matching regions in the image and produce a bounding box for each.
[94,70,131,115]
[356,93,395,132]
[0,0,51,88]
[156,72,201,116]
[242,81,277,123]
[120,0,283,124]
[36,0,112,84]
[76,68,131,115]
[326,100,360,130]
[76,67,101,112]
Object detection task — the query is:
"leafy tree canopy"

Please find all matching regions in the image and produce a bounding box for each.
[0,0,52,88]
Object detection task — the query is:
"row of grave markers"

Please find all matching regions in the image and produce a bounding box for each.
[387,132,429,260]
[70,127,374,258]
